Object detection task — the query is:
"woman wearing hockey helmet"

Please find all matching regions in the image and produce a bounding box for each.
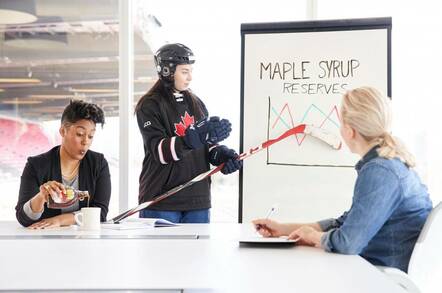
[135,43,242,223]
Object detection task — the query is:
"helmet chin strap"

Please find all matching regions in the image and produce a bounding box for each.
[159,76,186,101]
[173,91,183,97]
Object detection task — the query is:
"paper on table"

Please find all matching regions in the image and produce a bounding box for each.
[101,218,177,230]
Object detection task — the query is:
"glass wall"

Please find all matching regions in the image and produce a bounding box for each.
[0,0,122,219]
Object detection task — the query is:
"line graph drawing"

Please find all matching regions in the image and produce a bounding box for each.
[267,96,354,167]
[271,102,340,146]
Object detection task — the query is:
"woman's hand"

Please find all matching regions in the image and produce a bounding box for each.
[30,181,66,213]
[208,145,243,174]
[39,181,66,202]
[28,214,74,230]
[288,226,324,247]
[28,216,62,229]
[252,219,289,237]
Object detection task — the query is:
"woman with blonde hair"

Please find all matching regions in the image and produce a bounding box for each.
[253,86,432,272]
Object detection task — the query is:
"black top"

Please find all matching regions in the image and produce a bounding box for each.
[136,92,211,211]
[16,146,111,227]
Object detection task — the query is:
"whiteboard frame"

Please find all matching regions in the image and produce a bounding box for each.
[239,17,392,222]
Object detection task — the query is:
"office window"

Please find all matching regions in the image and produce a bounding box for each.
[0,0,122,220]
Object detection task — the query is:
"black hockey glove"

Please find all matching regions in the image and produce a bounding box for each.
[209,145,243,175]
[183,116,232,149]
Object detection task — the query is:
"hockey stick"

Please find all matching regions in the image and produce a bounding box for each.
[107,124,341,223]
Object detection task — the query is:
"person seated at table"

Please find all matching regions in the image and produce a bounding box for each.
[253,87,432,272]
[15,100,111,229]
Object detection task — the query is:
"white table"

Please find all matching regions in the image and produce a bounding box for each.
[0,221,406,292]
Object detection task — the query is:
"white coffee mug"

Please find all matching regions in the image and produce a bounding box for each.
[74,207,101,230]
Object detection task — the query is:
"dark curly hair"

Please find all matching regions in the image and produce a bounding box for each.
[61,100,105,127]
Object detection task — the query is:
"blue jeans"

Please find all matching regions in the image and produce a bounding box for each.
[139,208,210,223]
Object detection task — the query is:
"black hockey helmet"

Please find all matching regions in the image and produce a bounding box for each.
[154,43,195,81]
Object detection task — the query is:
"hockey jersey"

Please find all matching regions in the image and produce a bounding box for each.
[136,91,212,211]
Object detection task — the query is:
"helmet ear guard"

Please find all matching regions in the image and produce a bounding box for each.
[161,65,171,77]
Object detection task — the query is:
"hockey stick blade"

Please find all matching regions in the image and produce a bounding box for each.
[108,200,153,224]
[304,125,342,150]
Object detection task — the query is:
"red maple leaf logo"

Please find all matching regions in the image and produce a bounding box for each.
[174,111,195,136]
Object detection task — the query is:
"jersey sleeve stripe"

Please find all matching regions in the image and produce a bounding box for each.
[158,138,167,164]
[209,144,218,152]
[171,136,180,161]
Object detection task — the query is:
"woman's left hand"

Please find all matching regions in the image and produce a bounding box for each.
[288,225,324,247]
[28,217,62,229]
[28,214,74,230]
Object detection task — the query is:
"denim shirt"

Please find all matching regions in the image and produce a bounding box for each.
[319,146,432,272]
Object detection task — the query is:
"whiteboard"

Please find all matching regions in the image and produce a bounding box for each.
[240,18,391,223]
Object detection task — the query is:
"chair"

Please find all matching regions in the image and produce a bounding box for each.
[377,202,442,293]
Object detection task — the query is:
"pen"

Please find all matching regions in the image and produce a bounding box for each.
[256,204,278,231]
[264,205,277,219]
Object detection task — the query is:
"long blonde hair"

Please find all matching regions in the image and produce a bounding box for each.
[341,87,415,167]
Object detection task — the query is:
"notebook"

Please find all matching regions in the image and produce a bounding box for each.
[239,235,298,245]
[101,218,177,230]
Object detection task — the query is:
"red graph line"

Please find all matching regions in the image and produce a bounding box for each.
[319,105,341,128]
[271,103,295,129]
